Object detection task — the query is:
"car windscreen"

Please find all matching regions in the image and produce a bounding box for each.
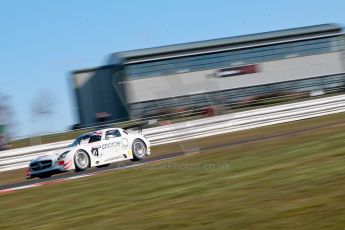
[69,133,102,147]
[69,135,89,147]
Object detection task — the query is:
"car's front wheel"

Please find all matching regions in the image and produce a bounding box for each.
[74,150,90,171]
[131,139,147,161]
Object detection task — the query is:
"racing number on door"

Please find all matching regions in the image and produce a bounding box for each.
[91,146,102,157]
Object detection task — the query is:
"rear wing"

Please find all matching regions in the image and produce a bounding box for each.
[123,119,157,135]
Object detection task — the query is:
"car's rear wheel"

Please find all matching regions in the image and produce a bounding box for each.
[131,139,147,161]
[74,150,90,171]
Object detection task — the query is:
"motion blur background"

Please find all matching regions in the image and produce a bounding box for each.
[2,2,345,229]
[1,0,345,148]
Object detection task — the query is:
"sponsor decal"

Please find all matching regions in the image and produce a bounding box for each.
[215,64,258,77]
[105,155,125,162]
[63,160,73,170]
[122,138,128,148]
[102,141,121,149]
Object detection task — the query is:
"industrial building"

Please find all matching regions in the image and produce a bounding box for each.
[72,24,345,126]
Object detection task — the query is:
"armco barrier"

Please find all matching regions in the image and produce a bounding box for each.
[1,94,345,172]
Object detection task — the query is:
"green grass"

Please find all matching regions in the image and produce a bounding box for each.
[1,113,345,229]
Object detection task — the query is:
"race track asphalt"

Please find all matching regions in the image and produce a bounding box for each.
[1,118,344,193]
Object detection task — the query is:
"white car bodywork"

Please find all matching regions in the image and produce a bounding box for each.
[27,128,150,178]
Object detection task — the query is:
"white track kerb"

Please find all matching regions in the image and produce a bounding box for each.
[1,94,345,172]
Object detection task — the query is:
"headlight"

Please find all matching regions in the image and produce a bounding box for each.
[58,151,70,161]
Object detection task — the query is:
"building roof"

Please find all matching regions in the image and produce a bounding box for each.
[108,24,342,64]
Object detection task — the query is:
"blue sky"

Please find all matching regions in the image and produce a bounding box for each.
[1,0,345,138]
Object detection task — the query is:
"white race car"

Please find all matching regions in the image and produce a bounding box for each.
[26,126,150,179]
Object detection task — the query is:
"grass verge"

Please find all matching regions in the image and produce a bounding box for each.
[1,113,345,229]
[1,112,345,186]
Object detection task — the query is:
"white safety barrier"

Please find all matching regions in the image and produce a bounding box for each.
[1,94,345,172]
